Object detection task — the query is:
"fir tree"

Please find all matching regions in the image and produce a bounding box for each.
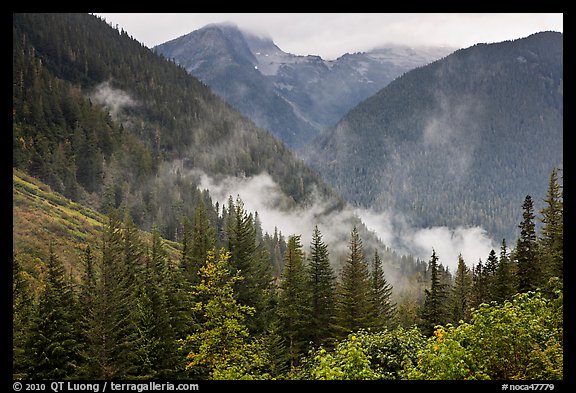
[26,246,81,379]
[13,254,35,379]
[451,254,472,323]
[470,259,488,309]
[189,200,216,285]
[420,249,448,336]
[369,250,397,330]
[335,226,372,336]
[278,235,310,367]
[493,239,515,303]
[539,168,563,280]
[307,225,336,346]
[515,195,542,292]
[226,196,273,334]
[485,249,499,300]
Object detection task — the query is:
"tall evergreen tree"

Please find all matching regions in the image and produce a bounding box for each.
[277,235,310,367]
[77,245,102,378]
[485,249,499,300]
[451,254,473,323]
[180,249,261,379]
[13,254,35,379]
[180,216,195,284]
[26,245,81,379]
[539,168,563,280]
[307,225,336,346]
[226,196,273,334]
[369,250,397,330]
[189,200,217,285]
[335,226,373,336]
[515,195,542,292]
[470,259,489,309]
[493,239,515,303]
[419,249,448,336]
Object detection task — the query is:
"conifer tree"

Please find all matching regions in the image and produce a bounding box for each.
[369,250,397,330]
[278,235,310,367]
[77,245,103,378]
[82,211,143,379]
[485,249,499,300]
[539,168,563,280]
[189,200,216,285]
[419,249,448,336]
[470,259,488,309]
[515,195,542,292]
[180,249,262,379]
[451,254,472,323]
[335,226,372,336]
[26,246,81,379]
[13,254,35,379]
[307,225,336,346]
[180,216,194,283]
[136,230,185,378]
[226,196,273,334]
[493,239,515,303]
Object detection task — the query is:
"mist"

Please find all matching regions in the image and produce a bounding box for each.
[195,169,498,274]
[197,170,356,257]
[355,208,497,273]
[90,81,138,120]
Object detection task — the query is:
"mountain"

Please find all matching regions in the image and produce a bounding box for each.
[303,31,563,242]
[13,13,422,283]
[13,13,338,237]
[154,22,454,149]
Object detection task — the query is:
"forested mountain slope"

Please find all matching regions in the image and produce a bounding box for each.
[304,31,563,242]
[13,13,343,240]
[13,13,424,283]
[155,22,453,148]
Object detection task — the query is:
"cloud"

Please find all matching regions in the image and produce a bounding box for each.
[193,168,498,274]
[90,81,138,119]
[354,208,497,273]
[196,170,356,256]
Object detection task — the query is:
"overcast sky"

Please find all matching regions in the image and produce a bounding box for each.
[95,13,562,60]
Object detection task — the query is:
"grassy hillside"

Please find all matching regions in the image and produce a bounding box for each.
[13,169,181,290]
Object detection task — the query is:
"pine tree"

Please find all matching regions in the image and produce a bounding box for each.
[515,195,542,292]
[77,245,102,378]
[226,196,273,334]
[81,211,143,379]
[307,225,336,346]
[26,246,81,379]
[189,200,216,285]
[13,254,35,379]
[493,239,515,303]
[135,230,185,378]
[485,249,499,300]
[451,254,472,323]
[470,259,488,309]
[335,226,373,336]
[419,249,448,336]
[369,250,397,330]
[539,168,563,280]
[278,235,311,367]
[180,216,195,284]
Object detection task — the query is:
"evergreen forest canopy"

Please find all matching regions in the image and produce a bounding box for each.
[12,13,563,381]
[305,31,563,243]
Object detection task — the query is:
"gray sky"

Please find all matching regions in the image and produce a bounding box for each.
[95,13,562,60]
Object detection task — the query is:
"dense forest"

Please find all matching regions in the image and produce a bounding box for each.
[305,31,563,243]
[13,166,563,380]
[12,13,563,381]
